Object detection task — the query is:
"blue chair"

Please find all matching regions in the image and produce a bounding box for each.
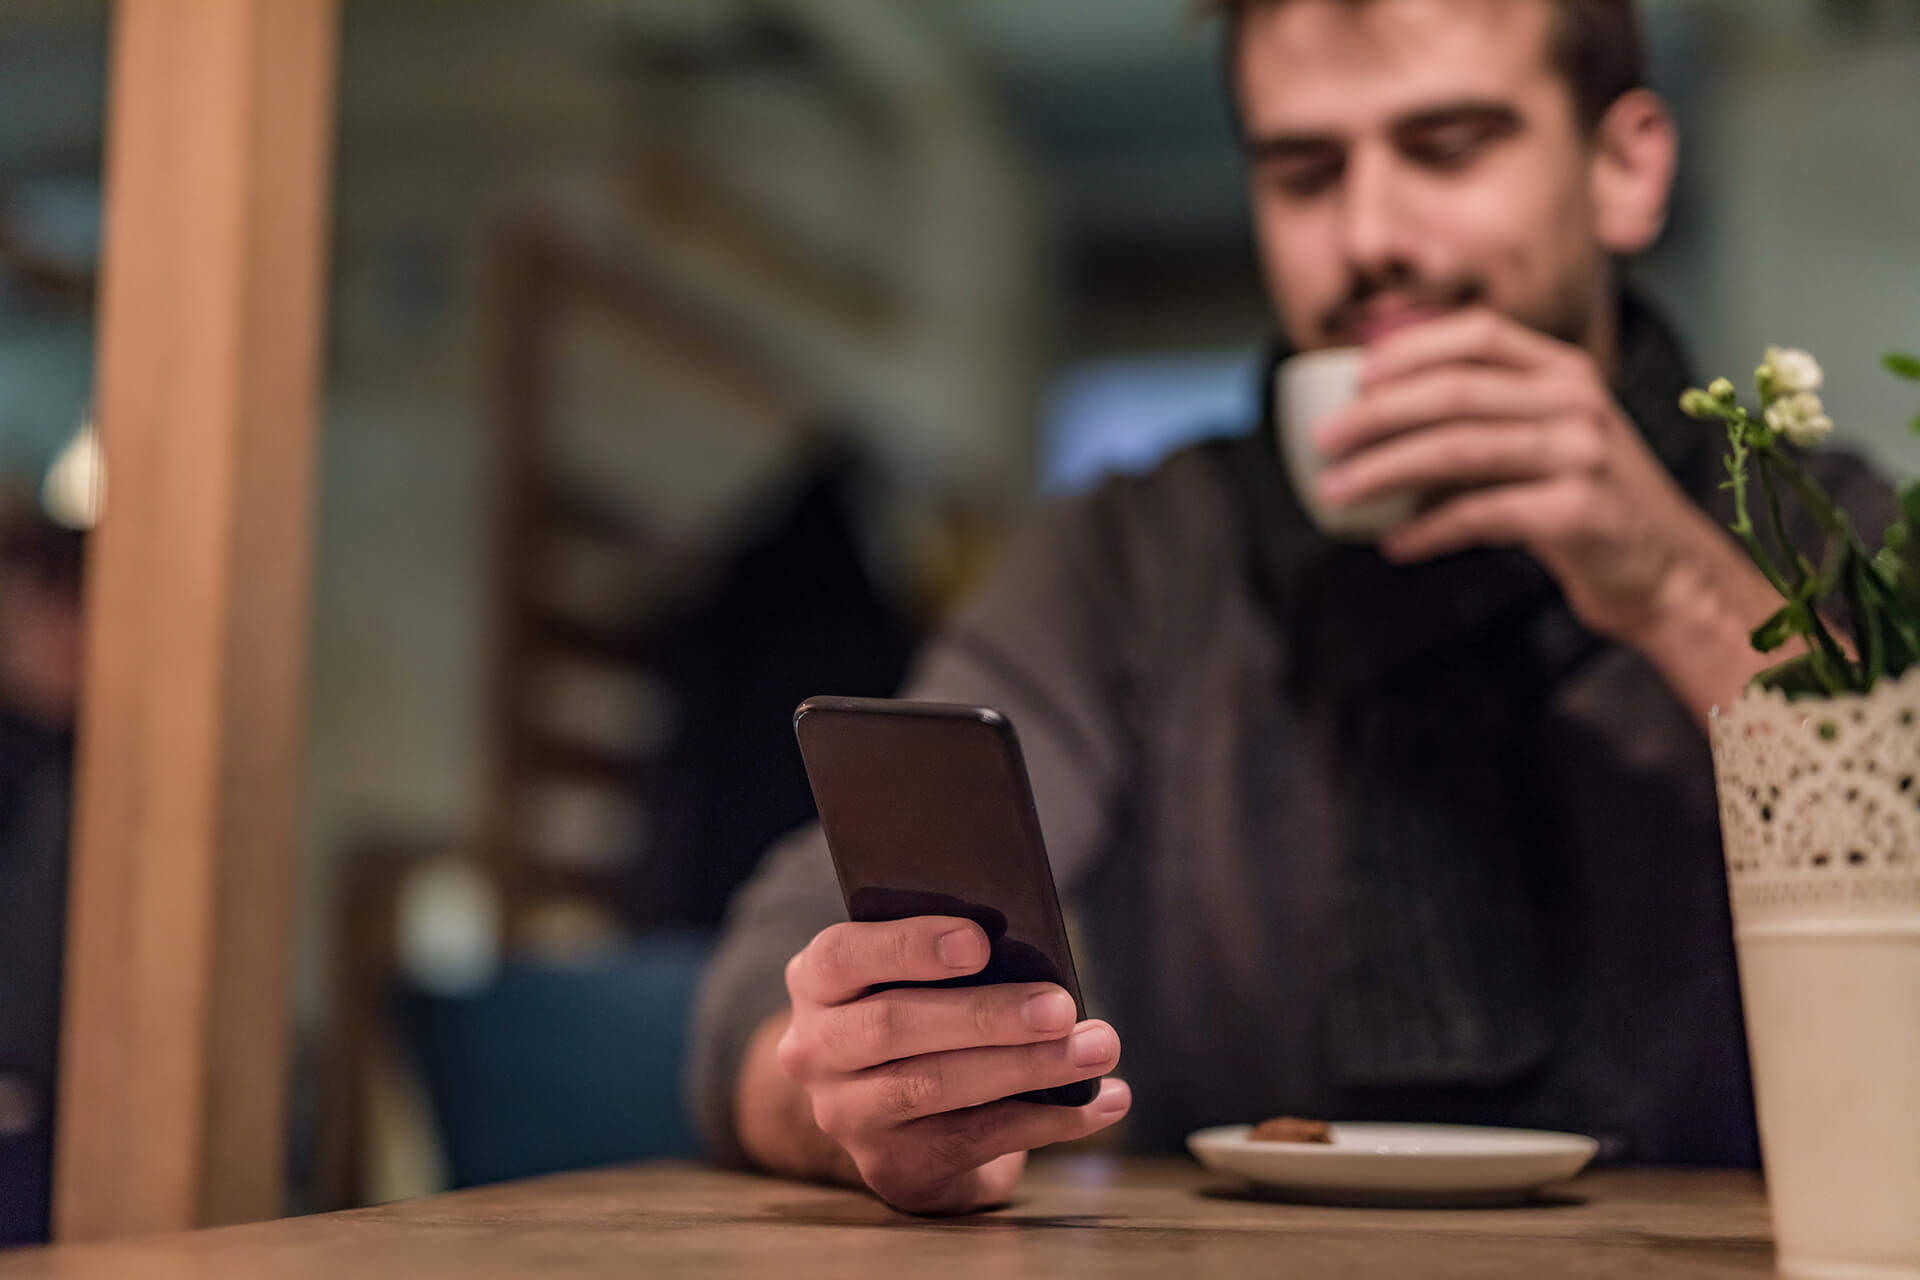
[400,932,712,1187]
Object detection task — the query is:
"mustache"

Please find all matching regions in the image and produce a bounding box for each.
[1319,266,1486,343]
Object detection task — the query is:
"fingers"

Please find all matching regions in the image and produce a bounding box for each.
[787,918,988,1007]
[1314,365,1568,458]
[903,1079,1133,1184]
[814,1020,1122,1135]
[1358,306,1573,387]
[1380,477,1591,563]
[1318,417,1601,510]
[867,1151,1032,1217]
[786,982,1079,1076]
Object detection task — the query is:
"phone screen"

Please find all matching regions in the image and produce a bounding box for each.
[793,696,1097,1106]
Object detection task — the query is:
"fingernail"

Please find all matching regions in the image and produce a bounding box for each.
[1022,989,1075,1034]
[1068,1023,1117,1068]
[1093,1081,1132,1116]
[938,928,983,970]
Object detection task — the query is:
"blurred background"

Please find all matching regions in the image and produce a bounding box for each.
[0,0,1915,1219]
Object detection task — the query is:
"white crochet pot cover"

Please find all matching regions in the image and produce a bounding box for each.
[1711,666,1920,928]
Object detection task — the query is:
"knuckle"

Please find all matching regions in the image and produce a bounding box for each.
[1453,494,1499,539]
[1463,430,1504,474]
[774,1025,812,1080]
[1579,438,1610,476]
[968,990,1004,1041]
[858,1147,913,1193]
[928,1113,1000,1171]
[816,924,861,980]
[1441,374,1476,419]
[877,1060,941,1121]
[1561,424,1605,472]
[890,925,922,977]
[1020,1036,1062,1075]
[810,1089,851,1139]
[783,948,810,996]
[857,997,903,1057]
[1347,405,1381,444]
[1554,484,1600,537]
[1527,428,1563,474]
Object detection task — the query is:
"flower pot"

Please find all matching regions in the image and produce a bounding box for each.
[1711,669,1920,1279]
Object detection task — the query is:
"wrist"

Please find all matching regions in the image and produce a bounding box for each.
[735,1011,861,1186]
[1624,535,1782,724]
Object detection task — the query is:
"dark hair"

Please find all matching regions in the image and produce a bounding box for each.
[1201,0,1645,134]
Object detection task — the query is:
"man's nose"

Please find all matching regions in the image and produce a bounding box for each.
[1336,144,1415,279]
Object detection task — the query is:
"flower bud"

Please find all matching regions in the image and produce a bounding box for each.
[1680,388,1721,419]
[1708,377,1737,404]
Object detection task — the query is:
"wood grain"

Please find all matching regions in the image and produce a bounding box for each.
[53,0,339,1242]
[3,1160,1776,1277]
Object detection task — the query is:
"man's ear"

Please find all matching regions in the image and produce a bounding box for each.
[1591,88,1678,255]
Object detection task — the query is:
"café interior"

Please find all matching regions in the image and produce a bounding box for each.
[0,0,1915,1274]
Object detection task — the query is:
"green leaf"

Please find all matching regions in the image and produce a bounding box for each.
[1751,655,1830,700]
[1750,601,1810,653]
[1884,351,1920,381]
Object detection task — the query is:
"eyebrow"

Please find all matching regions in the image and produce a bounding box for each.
[1245,98,1525,161]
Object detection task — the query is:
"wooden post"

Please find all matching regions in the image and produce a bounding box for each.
[54,0,339,1240]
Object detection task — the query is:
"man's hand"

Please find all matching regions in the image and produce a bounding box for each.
[1313,307,1785,723]
[739,916,1129,1215]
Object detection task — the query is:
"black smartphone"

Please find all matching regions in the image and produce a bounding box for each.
[792,695,1100,1107]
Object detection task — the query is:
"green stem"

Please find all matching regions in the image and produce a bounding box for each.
[1841,549,1884,686]
[1803,621,1856,694]
[1857,563,1920,673]
[1755,450,1804,594]
[1772,445,1863,545]
[1725,423,1794,596]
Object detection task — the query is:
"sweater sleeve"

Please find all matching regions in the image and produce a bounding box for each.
[684,485,1142,1167]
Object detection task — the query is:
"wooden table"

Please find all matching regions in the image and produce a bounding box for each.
[0,1159,1774,1277]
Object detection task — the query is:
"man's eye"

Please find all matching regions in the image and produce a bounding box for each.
[1404,126,1496,169]
[1264,160,1343,198]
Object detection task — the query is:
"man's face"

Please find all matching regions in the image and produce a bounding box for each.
[1236,0,1609,354]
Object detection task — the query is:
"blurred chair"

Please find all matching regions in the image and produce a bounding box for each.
[399,933,712,1187]
[314,840,711,1205]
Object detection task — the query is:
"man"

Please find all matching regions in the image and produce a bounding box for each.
[689,0,1891,1214]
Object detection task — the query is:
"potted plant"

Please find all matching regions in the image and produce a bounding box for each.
[1684,346,1920,1280]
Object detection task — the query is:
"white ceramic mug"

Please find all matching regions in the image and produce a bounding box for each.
[1275,346,1419,541]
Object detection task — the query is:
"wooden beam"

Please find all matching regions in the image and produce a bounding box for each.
[54,0,339,1241]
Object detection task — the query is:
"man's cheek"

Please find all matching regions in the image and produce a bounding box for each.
[1261,245,1338,345]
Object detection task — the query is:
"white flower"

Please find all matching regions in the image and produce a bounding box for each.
[1764,391,1834,446]
[1763,346,1824,395]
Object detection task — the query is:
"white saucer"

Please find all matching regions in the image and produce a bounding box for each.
[1186,1122,1599,1208]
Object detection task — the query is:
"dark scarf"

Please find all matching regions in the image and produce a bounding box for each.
[1235,293,1712,1090]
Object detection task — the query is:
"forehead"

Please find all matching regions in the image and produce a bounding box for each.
[1236,0,1563,132]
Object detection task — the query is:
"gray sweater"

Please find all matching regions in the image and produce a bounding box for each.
[688,419,1892,1170]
